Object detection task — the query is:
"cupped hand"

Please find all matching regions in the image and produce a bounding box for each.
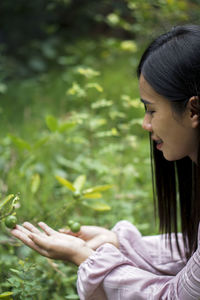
[59,225,119,250]
[11,222,94,266]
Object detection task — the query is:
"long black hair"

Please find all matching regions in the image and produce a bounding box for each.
[137,25,200,259]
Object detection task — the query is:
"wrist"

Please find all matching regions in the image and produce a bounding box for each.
[73,247,95,266]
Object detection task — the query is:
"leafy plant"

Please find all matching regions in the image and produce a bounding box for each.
[0,24,157,298]
[5,260,44,299]
[56,174,113,212]
[0,194,19,222]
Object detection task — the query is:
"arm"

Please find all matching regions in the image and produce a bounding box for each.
[11,221,200,299]
[112,220,186,275]
[61,220,186,275]
[77,239,200,300]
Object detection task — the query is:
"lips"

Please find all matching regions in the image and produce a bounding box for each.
[152,137,163,150]
[155,139,163,144]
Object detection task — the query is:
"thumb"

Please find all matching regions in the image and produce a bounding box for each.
[59,228,70,233]
[86,234,108,250]
[59,228,79,237]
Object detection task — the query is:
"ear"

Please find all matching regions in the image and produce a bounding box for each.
[187,96,200,128]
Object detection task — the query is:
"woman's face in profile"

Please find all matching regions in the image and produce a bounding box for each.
[139,74,198,162]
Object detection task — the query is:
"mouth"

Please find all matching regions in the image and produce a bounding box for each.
[152,137,163,150]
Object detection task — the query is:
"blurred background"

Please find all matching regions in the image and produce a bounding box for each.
[0,0,200,299]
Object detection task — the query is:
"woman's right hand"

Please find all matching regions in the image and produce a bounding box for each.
[59,225,119,250]
[11,222,94,266]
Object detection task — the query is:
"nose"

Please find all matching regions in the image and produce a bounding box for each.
[142,114,152,132]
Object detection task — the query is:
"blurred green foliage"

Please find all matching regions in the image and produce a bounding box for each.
[1,0,200,78]
[0,0,200,298]
[0,42,151,299]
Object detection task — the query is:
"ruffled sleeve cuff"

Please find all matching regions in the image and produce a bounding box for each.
[112,220,143,258]
[77,243,133,300]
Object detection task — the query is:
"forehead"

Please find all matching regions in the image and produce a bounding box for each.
[139,74,167,104]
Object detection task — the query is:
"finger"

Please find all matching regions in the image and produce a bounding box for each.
[59,228,79,237]
[11,229,50,257]
[59,225,91,235]
[29,233,51,249]
[59,226,101,240]
[14,224,45,239]
[26,233,51,256]
[11,229,48,254]
[59,228,71,234]
[11,228,33,244]
[22,222,44,235]
[37,222,57,236]
[15,224,32,235]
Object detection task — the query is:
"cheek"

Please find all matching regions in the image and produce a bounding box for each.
[152,112,175,132]
[151,116,166,132]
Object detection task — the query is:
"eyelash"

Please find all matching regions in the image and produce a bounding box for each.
[144,105,155,115]
[146,110,155,115]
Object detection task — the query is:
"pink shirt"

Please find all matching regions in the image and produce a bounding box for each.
[77,221,200,299]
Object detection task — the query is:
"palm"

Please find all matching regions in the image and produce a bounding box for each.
[38,232,86,260]
[11,222,93,265]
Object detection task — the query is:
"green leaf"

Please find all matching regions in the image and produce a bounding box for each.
[76,67,100,78]
[31,174,41,194]
[33,136,49,149]
[19,155,35,175]
[0,291,13,299]
[55,175,75,192]
[120,40,137,52]
[73,175,86,191]
[65,295,79,299]
[45,115,58,132]
[83,192,102,199]
[0,83,7,94]
[0,194,19,220]
[67,82,86,97]
[86,83,103,92]
[83,185,113,194]
[0,194,15,211]
[83,201,111,211]
[10,268,20,274]
[9,135,31,151]
[56,155,81,172]
[58,122,77,133]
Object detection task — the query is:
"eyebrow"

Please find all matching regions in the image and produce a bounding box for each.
[140,98,154,105]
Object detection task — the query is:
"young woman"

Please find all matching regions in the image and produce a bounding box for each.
[11,24,200,299]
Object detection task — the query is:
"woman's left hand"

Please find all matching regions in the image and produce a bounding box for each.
[59,225,119,250]
[11,222,94,266]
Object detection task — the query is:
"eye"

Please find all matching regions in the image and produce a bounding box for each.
[144,103,155,116]
[143,103,155,115]
[144,107,155,115]
[146,110,155,115]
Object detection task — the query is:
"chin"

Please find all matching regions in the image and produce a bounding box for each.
[163,153,185,162]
